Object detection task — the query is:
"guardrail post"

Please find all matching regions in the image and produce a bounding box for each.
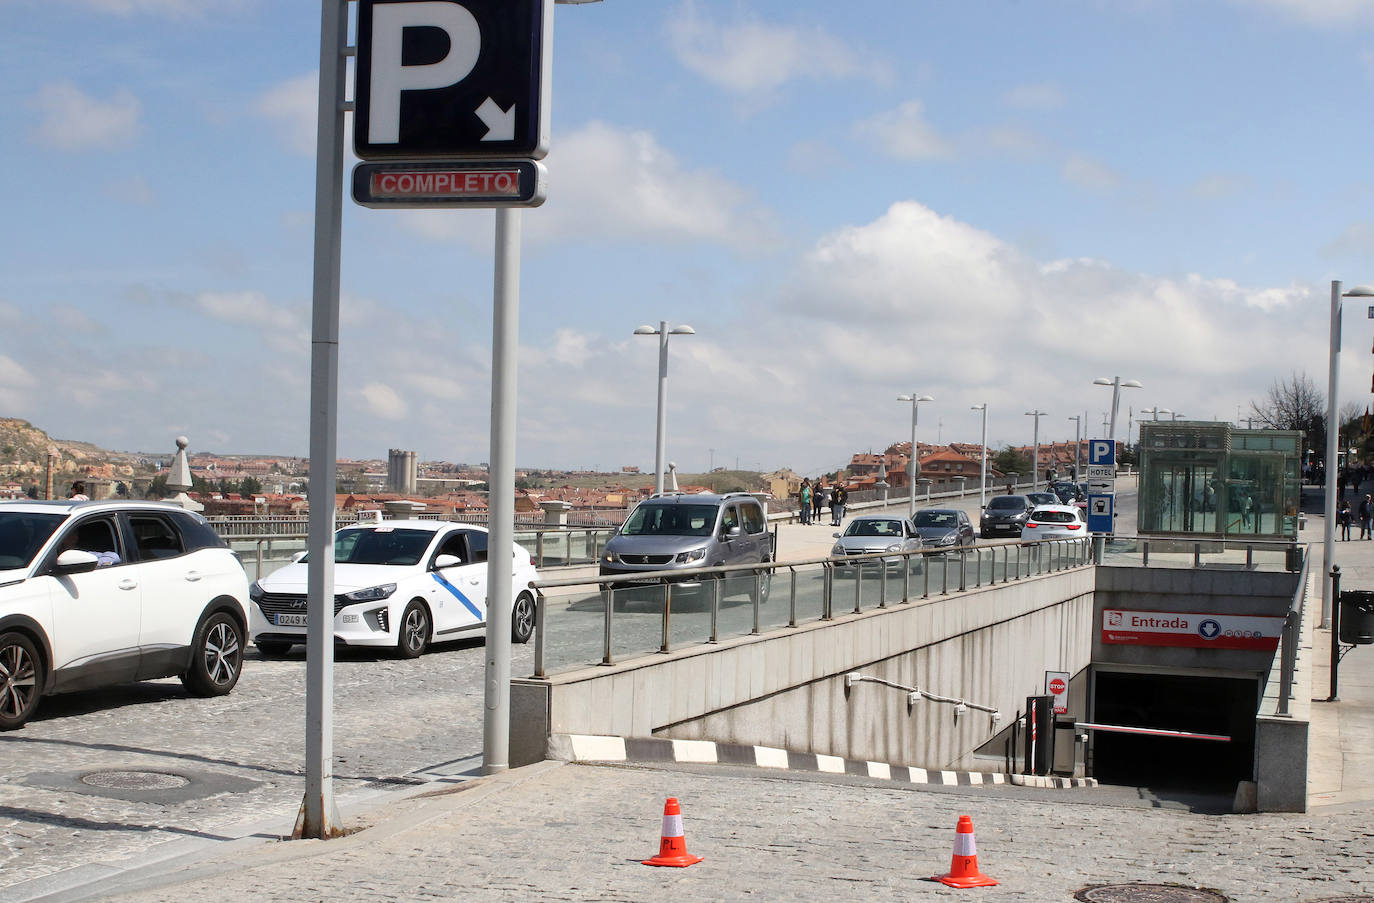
[822,564,833,620]
[879,563,888,608]
[752,570,762,634]
[1245,544,1254,569]
[710,574,721,643]
[661,583,672,653]
[1193,543,1202,567]
[854,563,863,613]
[535,531,544,568]
[788,566,797,627]
[601,584,614,666]
[902,555,911,602]
[533,590,546,678]
[958,548,967,591]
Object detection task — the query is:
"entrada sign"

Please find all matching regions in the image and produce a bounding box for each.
[1101,609,1284,651]
[353,0,551,160]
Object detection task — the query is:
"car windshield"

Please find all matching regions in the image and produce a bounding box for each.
[844,519,904,537]
[987,497,1026,510]
[621,503,717,536]
[0,511,65,569]
[323,527,436,566]
[913,510,957,527]
[1030,510,1077,523]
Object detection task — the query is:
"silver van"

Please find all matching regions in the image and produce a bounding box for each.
[599,492,772,600]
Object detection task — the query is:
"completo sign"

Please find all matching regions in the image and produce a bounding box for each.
[1101,609,1285,651]
[352,160,546,207]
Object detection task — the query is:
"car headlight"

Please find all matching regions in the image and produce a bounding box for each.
[249,582,265,602]
[675,548,706,564]
[831,542,845,556]
[938,533,957,546]
[885,543,903,553]
[341,583,397,603]
[602,552,619,564]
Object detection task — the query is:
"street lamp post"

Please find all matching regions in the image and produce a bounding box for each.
[971,403,988,510]
[1323,280,1374,627]
[1067,414,1081,481]
[1025,410,1046,490]
[1092,376,1143,445]
[897,394,934,516]
[634,321,695,496]
[1141,407,1170,421]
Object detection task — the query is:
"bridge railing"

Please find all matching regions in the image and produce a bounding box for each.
[528,538,1094,679]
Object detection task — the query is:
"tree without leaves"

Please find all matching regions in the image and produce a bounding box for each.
[1250,372,1325,449]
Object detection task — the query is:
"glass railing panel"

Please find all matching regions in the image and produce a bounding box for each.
[790,563,828,624]
[605,584,671,663]
[537,586,613,675]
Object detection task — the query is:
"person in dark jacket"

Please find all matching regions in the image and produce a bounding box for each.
[830,484,848,526]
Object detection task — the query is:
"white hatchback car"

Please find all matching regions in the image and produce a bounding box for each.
[0,500,251,731]
[248,520,540,658]
[1020,504,1087,542]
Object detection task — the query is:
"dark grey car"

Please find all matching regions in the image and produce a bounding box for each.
[980,494,1035,538]
[911,508,975,549]
[599,492,771,600]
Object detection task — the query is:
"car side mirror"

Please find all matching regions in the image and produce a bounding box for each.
[54,549,99,575]
[832,532,841,539]
[290,551,307,564]
[725,525,742,538]
[433,553,462,569]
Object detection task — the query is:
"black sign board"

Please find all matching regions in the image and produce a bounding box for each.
[352,159,546,208]
[354,0,549,160]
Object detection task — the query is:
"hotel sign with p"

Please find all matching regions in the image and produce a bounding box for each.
[353,0,551,161]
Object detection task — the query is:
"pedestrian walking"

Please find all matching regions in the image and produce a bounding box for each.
[1339,500,1353,541]
[1361,494,1373,540]
[812,480,824,523]
[831,484,848,526]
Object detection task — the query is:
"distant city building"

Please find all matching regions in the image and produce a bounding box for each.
[387,449,418,494]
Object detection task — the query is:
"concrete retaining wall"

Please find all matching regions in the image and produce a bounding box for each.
[513,567,1095,771]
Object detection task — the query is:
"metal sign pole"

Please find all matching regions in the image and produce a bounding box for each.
[483,207,520,774]
[296,0,348,840]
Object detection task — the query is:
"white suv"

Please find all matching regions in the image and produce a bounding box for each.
[0,500,252,730]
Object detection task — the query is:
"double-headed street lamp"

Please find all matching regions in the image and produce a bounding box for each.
[634,321,695,496]
[971,403,988,510]
[898,393,934,516]
[1141,407,1170,421]
[1323,280,1374,627]
[1025,410,1046,490]
[1092,376,1142,445]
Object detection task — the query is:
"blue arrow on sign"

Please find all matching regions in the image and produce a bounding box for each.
[1198,618,1221,639]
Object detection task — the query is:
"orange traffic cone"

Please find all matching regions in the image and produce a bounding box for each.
[642,797,703,867]
[932,815,998,888]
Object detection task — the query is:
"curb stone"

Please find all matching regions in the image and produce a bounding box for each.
[548,734,1097,789]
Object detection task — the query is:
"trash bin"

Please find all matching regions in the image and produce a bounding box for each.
[1339,590,1374,645]
[1285,545,1302,573]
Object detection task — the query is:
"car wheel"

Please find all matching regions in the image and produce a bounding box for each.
[182,611,244,697]
[753,567,772,604]
[0,632,42,731]
[255,640,294,658]
[511,593,535,644]
[397,600,430,659]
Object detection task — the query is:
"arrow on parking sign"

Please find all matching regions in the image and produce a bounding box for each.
[477,97,516,140]
[1198,619,1221,639]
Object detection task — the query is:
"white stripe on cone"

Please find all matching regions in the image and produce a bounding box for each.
[954,832,976,856]
[661,814,684,837]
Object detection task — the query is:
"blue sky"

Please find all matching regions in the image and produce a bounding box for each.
[4,0,1374,476]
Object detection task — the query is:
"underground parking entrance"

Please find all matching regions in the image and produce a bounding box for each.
[1087,670,1258,793]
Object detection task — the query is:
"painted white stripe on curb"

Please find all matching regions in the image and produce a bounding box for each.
[968,772,984,785]
[671,739,718,763]
[867,762,891,780]
[989,773,1005,785]
[941,770,958,785]
[909,766,929,783]
[816,754,845,774]
[569,735,626,761]
[754,746,789,769]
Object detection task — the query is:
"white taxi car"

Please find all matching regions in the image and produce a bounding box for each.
[1019,504,1087,542]
[248,520,539,658]
[0,500,251,730]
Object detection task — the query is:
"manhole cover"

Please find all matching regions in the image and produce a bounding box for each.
[81,771,190,791]
[1075,885,1228,903]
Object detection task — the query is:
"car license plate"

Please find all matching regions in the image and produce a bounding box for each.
[275,613,307,627]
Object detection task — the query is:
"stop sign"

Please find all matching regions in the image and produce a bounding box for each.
[1049,677,1067,695]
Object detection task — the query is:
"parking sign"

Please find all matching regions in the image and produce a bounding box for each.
[1088,439,1115,468]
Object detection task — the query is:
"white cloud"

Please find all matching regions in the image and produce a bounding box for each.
[257,72,319,156]
[665,0,890,104]
[1062,154,1122,192]
[1227,0,1374,26]
[358,382,408,420]
[1321,222,1374,259]
[397,121,779,250]
[105,175,156,206]
[1003,83,1066,110]
[30,82,140,151]
[854,100,952,161]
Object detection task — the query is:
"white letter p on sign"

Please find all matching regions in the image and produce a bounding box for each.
[369,1,481,145]
[1090,440,1112,465]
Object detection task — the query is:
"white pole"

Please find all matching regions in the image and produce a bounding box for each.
[1108,377,1122,445]
[297,0,347,841]
[483,209,521,774]
[654,321,668,496]
[908,398,918,516]
[979,405,988,511]
[1323,280,1341,628]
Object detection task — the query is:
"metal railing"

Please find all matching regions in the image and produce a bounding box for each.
[529,537,1093,679]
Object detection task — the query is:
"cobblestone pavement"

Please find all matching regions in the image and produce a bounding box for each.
[0,638,533,896]
[97,761,1373,903]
